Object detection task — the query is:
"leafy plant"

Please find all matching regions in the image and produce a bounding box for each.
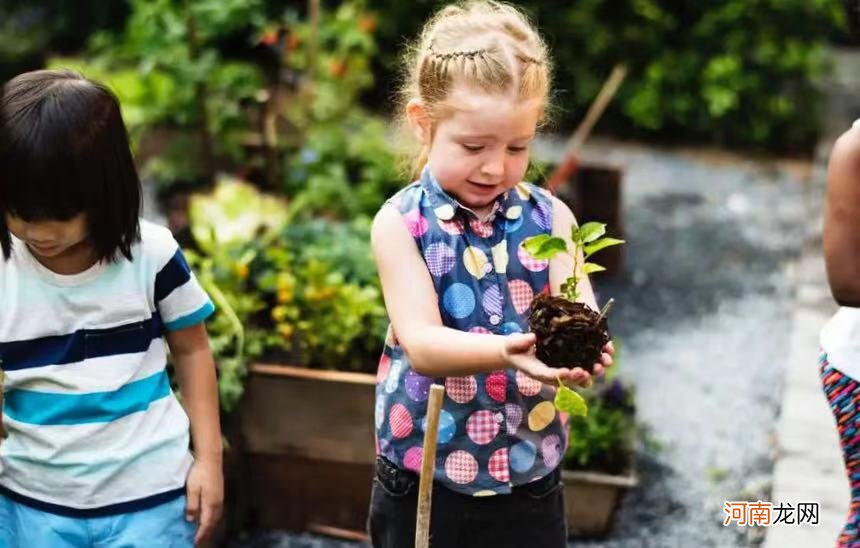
[368,0,847,152]
[182,179,388,410]
[564,372,637,474]
[522,222,624,417]
[523,221,624,302]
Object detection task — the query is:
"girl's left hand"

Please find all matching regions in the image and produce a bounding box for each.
[185,458,224,545]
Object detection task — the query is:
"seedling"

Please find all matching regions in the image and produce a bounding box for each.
[523,221,624,415]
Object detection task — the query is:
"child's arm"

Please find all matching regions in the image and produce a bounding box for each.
[549,195,614,375]
[167,324,223,545]
[825,128,860,307]
[372,204,589,386]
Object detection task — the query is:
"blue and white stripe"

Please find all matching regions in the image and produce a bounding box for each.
[0,220,214,515]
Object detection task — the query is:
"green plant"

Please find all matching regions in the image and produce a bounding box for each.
[523,221,624,302]
[183,179,388,409]
[52,0,267,182]
[248,219,388,372]
[275,1,403,218]
[369,0,846,153]
[522,222,624,417]
[564,375,637,474]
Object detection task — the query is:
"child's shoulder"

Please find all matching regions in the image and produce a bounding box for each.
[137,219,181,265]
[832,122,860,162]
[381,180,423,214]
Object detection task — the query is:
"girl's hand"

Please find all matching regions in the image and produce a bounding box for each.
[501,333,592,388]
[185,458,224,545]
[589,341,615,381]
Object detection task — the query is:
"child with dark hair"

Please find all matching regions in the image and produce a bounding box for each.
[0,69,223,546]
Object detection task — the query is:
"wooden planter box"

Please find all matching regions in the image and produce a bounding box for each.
[236,363,376,540]
[563,467,637,538]
[235,363,636,540]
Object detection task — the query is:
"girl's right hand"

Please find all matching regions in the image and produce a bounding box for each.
[501,333,591,387]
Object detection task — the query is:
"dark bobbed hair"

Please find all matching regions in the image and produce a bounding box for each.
[0,69,141,262]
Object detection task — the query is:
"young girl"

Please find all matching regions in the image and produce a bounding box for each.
[821,119,860,546]
[368,2,613,546]
[0,69,223,546]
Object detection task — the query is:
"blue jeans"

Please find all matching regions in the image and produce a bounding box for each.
[0,493,196,547]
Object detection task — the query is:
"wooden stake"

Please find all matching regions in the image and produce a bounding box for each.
[546,64,628,193]
[415,384,445,548]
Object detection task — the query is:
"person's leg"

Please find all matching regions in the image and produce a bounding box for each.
[0,494,90,547]
[464,469,567,548]
[821,353,860,546]
[367,456,464,548]
[91,495,196,548]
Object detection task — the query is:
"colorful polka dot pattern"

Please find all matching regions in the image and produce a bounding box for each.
[374,167,566,496]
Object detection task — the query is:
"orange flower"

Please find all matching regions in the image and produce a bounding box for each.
[358,15,376,33]
[260,30,278,47]
[329,59,348,78]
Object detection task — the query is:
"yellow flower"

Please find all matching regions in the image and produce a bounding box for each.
[234,262,249,280]
[276,274,293,291]
[277,288,293,303]
[271,306,288,322]
[277,323,294,338]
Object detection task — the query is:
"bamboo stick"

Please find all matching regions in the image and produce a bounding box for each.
[415,384,445,548]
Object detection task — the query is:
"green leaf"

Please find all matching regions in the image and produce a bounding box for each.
[583,263,606,274]
[584,237,625,258]
[578,222,607,244]
[523,235,568,259]
[555,380,588,417]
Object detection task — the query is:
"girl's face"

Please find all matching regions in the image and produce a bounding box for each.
[5,213,90,259]
[414,86,542,216]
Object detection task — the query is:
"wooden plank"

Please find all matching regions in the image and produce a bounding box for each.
[250,363,376,385]
[241,365,377,463]
[240,454,373,536]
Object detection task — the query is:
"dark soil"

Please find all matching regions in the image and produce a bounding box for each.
[528,293,610,371]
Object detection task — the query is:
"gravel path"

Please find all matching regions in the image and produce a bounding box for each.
[229,138,815,548]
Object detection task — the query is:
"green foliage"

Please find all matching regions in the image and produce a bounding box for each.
[555,380,588,417]
[183,180,387,409]
[249,220,388,372]
[51,0,267,180]
[369,0,846,152]
[283,111,403,220]
[0,2,129,81]
[564,374,637,474]
[523,222,624,302]
[522,234,567,260]
[278,2,404,218]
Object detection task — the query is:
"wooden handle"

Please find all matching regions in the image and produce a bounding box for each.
[564,64,627,158]
[415,384,445,548]
[545,64,627,193]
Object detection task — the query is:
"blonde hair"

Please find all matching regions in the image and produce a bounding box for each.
[399,1,552,176]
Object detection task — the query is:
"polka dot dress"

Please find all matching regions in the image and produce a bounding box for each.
[374,166,565,496]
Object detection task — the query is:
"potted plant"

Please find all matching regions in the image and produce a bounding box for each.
[562,371,638,538]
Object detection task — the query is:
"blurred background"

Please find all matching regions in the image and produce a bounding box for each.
[2,1,859,546]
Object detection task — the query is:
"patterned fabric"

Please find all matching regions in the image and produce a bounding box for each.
[374,166,566,496]
[820,351,860,547]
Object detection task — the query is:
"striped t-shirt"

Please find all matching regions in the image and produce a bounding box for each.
[0,219,215,516]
